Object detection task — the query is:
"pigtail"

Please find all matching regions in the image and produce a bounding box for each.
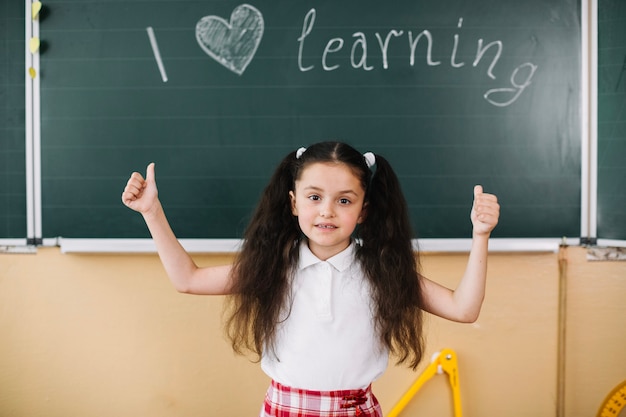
[357,154,425,369]
[225,152,301,359]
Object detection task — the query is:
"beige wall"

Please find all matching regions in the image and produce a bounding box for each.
[1,246,624,416]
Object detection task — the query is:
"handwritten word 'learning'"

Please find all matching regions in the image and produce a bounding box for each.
[296,8,537,107]
[192,5,537,107]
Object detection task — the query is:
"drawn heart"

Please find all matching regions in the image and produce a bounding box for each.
[195,4,264,75]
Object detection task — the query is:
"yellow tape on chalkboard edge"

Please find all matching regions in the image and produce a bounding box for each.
[32,1,42,20]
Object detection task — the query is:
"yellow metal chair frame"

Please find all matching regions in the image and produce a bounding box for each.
[386,348,462,417]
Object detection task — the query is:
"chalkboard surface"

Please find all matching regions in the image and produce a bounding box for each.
[0,2,27,239]
[39,0,582,240]
[597,0,626,241]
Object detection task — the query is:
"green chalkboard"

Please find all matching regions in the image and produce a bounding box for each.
[597,0,626,241]
[39,0,582,240]
[0,2,27,239]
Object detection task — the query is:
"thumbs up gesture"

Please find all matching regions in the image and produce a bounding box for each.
[121,163,159,215]
[471,185,500,236]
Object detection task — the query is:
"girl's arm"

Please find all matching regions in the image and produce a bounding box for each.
[420,185,500,323]
[121,163,234,295]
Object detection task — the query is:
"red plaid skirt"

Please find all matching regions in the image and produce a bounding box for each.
[260,380,382,417]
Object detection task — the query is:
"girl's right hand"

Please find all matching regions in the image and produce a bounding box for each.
[121,162,159,215]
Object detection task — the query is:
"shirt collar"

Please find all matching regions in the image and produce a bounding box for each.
[298,240,356,272]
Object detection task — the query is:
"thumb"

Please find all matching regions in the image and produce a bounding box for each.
[146,162,156,184]
[474,184,483,198]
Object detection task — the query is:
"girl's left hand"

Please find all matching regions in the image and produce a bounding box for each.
[471,185,500,236]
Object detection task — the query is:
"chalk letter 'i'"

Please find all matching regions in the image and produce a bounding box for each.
[451,18,465,68]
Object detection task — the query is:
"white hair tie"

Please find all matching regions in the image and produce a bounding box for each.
[296,147,307,159]
[363,152,376,168]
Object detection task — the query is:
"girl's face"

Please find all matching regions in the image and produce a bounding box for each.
[290,162,366,260]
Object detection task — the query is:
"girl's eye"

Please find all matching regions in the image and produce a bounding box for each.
[308,195,321,201]
[339,198,351,205]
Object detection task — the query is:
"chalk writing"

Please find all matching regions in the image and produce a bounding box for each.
[297,8,537,107]
[195,4,264,75]
[146,27,168,82]
[192,5,537,106]
[484,63,537,107]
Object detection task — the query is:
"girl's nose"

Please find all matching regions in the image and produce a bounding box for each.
[319,204,335,218]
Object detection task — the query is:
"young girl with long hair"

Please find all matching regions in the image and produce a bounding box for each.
[121,141,499,416]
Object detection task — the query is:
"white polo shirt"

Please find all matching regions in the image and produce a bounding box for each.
[261,241,389,390]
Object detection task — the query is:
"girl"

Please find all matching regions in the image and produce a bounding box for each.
[121,141,499,417]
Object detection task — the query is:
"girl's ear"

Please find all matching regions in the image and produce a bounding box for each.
[289,191,298,216]
[357,202,368,224]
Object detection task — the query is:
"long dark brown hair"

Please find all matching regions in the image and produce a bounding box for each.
[224,141,425,369]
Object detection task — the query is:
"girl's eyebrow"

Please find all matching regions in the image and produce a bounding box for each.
[302,185,359,196]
